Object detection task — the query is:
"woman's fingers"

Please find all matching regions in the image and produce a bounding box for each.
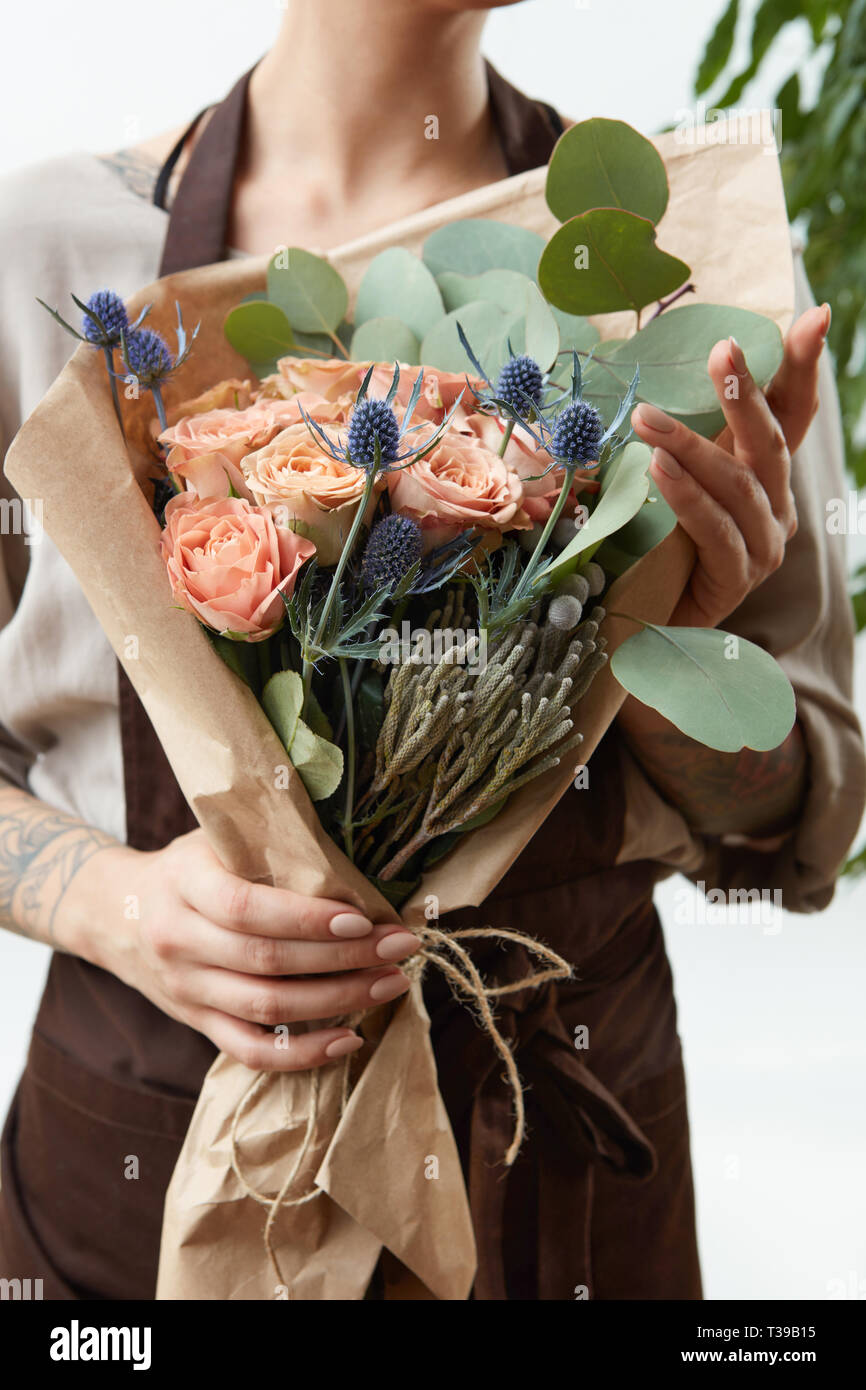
[192,963,411,1027]
[631,404,783,566]
[704,337,794,523]
[196,1008,366,1073]
[169,835,400,941]
[647,447,753,625]
[764,302,829,457]
[172,914,420,975]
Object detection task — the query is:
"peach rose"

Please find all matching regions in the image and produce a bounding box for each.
[462,412,600,522]
[274,355,369,402]
[160,395,349,502]
[242,421,381,566]
[167,378,256,423]
[160,494,315,642]
[367,363,482,427]
[387,425,529,551]
[149,378,257,452]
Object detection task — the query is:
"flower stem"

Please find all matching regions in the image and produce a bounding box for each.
[151,383,168,433]
[497,419,515,458]
[511,462,576,602]
[340,658,356,863]
[302,467,378,714]
[103,347,127,443]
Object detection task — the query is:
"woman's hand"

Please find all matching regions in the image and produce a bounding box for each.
[630,302,830,629]
[62,827,419,1072]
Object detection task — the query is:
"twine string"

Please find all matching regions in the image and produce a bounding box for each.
[228,922,572,1289]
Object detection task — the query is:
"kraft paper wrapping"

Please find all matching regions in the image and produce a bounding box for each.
[4,116,794,1301]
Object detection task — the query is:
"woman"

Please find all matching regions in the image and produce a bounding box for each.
[0,0,862,1300]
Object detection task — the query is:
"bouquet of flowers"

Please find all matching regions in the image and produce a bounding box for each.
[9,115,798,1299]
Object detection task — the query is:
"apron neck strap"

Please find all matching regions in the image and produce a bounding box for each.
[156,66,256,277]
[155,60,563,278]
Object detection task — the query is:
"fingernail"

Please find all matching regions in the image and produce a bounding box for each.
[820,302,831,338]
[636,403,676,433]
[652,447,683,480]
[329,912,373,939]
[369,971,410,1003]
[376,930,419,962]
[325,1034,364,1059]
[729,336,747,374]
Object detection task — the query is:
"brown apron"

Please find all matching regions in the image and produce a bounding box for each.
[0,65,701,1301]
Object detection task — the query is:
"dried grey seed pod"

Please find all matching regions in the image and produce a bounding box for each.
[552,517,581,549]
[547,595,584,631]
[557,573,591,606]
[583,562,606,597]
[518,522,545,553]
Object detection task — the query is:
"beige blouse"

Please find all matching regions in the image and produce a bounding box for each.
[0,153,863,911]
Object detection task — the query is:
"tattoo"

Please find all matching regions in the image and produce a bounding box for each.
[97,148,162,202]
[623,723,807,838]
[0,791,115,947]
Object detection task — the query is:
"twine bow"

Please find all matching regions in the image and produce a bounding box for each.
[229,922,572,1289]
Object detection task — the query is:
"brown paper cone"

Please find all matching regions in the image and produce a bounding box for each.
[4,116,793,1300]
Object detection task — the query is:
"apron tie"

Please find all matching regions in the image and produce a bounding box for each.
[432,963,657,1299]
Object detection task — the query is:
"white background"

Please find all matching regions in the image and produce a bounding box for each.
[1,0,864,1301]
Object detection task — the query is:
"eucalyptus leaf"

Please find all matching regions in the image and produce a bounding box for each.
[589,304,784,420]
[290,330,340,360]
[354,247,444,338]
[224,302,294,364]
[304,689,334,741]
[610,624,796,752]
[208,632,261,695]
[420,301,517,376]
[267,248,348,335]
[538,441,652,583]
[610,473,677,560]
[436,270,559,369]
[546,118,670,226]
[550,306,601,355]
[436,267,533,313]
[539,209,691,315]
[522,280,560,369]
[422,218,545,279]
[350,316,420,364]
[261,671,303,753]
[288,718,344,801]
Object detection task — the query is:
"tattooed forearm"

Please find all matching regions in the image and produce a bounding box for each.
[0,789,117,947]
[618,707,807,838]
[97,148,162,201]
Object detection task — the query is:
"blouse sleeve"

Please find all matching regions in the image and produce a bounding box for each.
[617,244,866,913]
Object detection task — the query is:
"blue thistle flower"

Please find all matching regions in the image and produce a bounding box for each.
[550,401,604,465]
[81,290,129,347]
[494,354,544,417]
[361,514,423,592]
[347,397,401,470]
[123,328,173,387]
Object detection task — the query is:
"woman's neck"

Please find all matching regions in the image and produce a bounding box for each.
[230,0,508,254]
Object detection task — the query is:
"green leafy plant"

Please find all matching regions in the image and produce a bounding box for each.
[695,0,866,587]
